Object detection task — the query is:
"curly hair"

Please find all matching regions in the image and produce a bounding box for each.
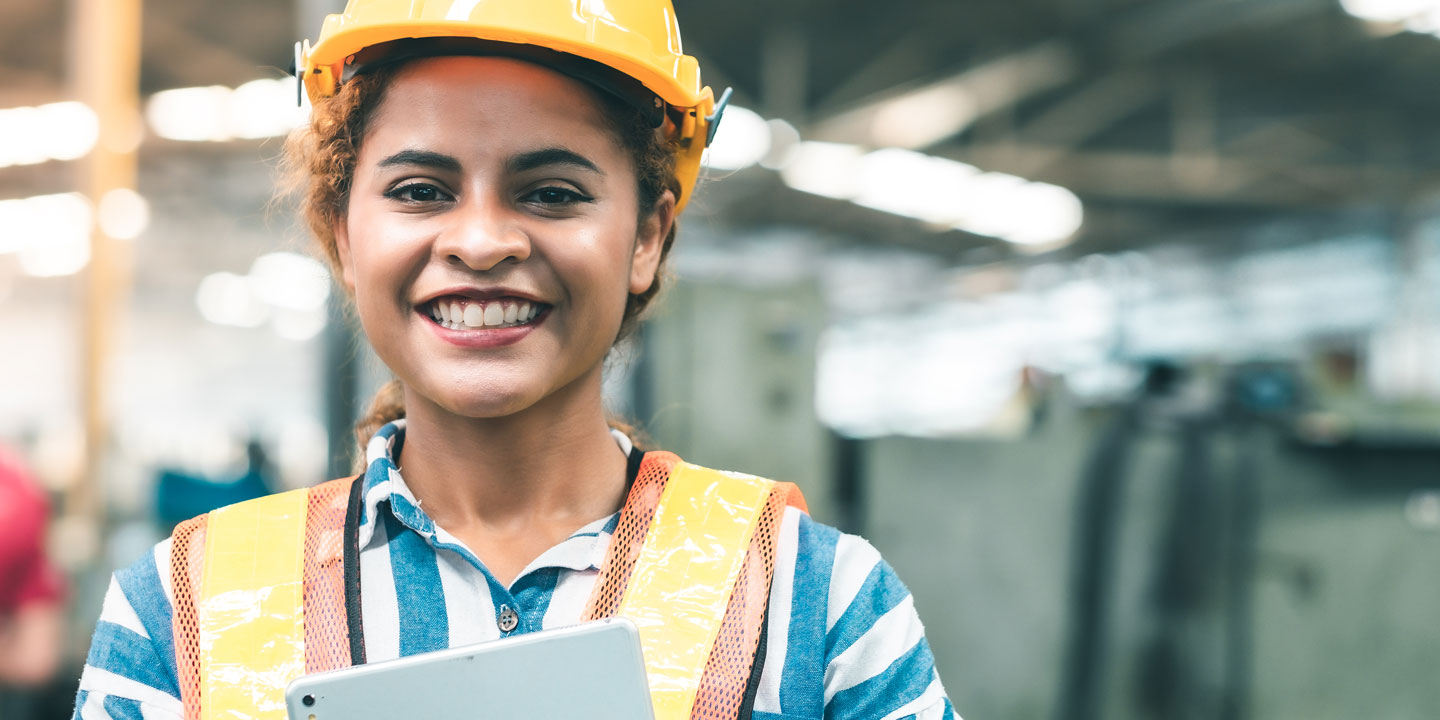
[280,61,682,448]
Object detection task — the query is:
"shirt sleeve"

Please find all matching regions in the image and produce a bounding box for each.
[817,524,953,720]
[757,509,956,720]
[72,538,184,720]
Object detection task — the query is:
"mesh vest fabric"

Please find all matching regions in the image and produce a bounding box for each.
[582,452,807,720]
[170,478,353,720]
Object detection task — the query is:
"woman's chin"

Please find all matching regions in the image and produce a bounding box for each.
[400,357,602,422]
[435,392,539,420]
[414,382,551,421]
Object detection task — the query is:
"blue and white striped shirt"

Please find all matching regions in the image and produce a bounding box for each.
[75,421,955,720]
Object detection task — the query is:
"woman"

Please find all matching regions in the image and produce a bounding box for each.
[74,2,955,719]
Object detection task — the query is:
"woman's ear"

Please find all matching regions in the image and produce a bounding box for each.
[630,190,675,295]
[333,215,357,294]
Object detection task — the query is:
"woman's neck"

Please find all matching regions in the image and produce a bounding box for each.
[393,368,630,536]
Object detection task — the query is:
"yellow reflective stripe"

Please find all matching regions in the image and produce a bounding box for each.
[616,462,773,720]
[199,489,309,720]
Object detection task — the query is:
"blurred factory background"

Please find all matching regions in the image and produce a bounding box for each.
[5,0,1440,717]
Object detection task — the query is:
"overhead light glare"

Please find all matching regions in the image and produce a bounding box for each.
[760,118,801,170]
[147,79,307,142]
[779,142,865,199]
[703,105,771,171]
[230,79,308,139]
[997,182,1085,246]
[0,102,99,168]
[1340,0,1438,22]
[196,271,270,328]
[0,193,94,277]
[853,149,979,226]
[271,307,327,341]
[98,188,150,240]
[782,144,1083,246]
[869,85,977,149]
[197,251,332,337]
[247,252,331,311]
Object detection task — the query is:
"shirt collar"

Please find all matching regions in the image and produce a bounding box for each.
[355,419,629,574]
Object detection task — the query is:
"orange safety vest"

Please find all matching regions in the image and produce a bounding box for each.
[168,451,806,720]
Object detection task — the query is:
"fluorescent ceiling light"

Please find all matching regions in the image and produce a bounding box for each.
[779,142,865,199]
[147,79,308,142]
[868,85,977,149]
[853,148,979,226]
[247,252,331,311]
[780,143,1084,246]
[98,188,150,241]
[0,102,99,168]
[0,193,94,277]
[1341,0,1437,22]
[197,251,332,338]
[196,271,270,328]
[703,105,771,171]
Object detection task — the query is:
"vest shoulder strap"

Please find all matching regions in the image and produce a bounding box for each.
[171,477,355,720]
[584,453,808,720]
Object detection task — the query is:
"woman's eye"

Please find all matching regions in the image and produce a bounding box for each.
[385,183,450,204]
[525,187,590,206]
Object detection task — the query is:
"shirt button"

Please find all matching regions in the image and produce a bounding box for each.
[498,605,519,633]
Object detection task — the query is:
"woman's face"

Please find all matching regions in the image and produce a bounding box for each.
[336,56,671,420]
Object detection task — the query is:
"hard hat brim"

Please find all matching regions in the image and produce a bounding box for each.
[304,21,706,110]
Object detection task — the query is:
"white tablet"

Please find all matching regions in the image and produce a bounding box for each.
[284,618,654,720]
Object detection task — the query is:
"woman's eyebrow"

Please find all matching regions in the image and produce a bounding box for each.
[508,148,603,176]
[377,149,463,173]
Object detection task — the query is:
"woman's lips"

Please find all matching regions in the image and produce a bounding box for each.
[418,297,550,348]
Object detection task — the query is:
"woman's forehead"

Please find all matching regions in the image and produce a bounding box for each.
[363,56,618,161]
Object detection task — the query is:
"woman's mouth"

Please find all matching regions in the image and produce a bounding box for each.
[420,297,548,331]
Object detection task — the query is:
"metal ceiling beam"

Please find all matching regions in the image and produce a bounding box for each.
[807,41,1080,150]
[1009,69,1162,176]
[145,14,280,87]
[960,142,1435,206]
[1107,0,1335,59]
[809,26,946,117]
[761,23,809,122]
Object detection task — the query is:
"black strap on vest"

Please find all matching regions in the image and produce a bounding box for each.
[737,603,770,719]
[343,473,367,665]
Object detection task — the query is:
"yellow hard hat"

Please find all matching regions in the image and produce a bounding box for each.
[294,0,730,212]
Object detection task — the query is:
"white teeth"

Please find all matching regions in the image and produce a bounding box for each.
[463,303,484,328]
[431,299,543,329]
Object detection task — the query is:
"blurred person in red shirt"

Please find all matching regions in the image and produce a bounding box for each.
[0,444,64,688]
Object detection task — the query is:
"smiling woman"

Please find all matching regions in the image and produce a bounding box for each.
[72,2,955,720]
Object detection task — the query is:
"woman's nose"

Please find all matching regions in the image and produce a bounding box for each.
[433,195,532,271]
